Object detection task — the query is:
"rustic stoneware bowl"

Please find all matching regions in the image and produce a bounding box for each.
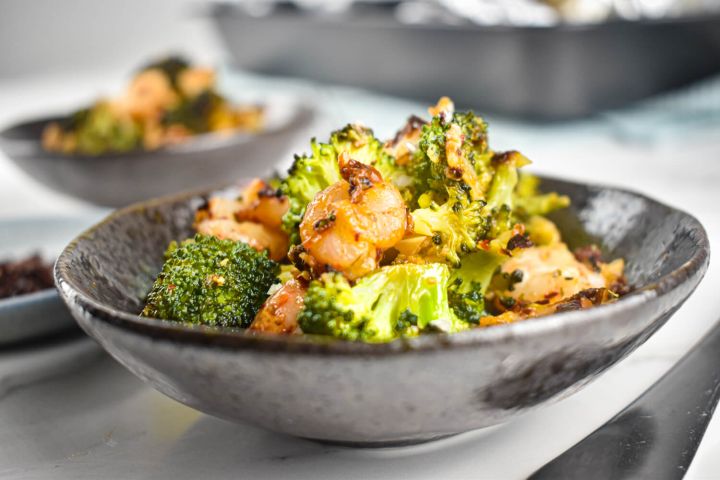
[54,177,709,446]
[0,97,312,207]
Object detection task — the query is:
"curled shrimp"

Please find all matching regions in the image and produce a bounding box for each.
[498,243,607,304]
[194,180,290,261]
[195,219,288,261]
[428,96,454,119]
[118,69,178,121]
[384,115,426,166]
[299,152,407,280]
[249,278,306,334]
[234,179,289,230]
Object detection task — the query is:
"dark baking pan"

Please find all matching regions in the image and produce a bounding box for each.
[211,1,720,119]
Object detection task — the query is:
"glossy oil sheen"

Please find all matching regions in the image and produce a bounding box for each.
[54,177,709,445]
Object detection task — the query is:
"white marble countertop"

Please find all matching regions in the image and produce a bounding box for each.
[1,70,719,479]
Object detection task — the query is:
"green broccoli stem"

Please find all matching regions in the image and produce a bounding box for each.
[298,263,462,343]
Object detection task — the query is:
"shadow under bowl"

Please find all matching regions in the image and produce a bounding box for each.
[0,99,313,207]
[54,177,709,445]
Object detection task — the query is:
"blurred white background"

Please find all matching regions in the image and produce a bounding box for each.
[0,0,221,78]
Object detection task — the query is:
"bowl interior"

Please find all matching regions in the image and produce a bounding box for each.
[58,177,707,335]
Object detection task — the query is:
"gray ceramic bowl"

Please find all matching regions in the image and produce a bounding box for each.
[55,178,709,445]
[0,97,313,207]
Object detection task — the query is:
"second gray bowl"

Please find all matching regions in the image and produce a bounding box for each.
[0,97,313,207]
[55,177,709,445]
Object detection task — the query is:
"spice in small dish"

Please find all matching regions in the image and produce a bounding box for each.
[0,254,54,299]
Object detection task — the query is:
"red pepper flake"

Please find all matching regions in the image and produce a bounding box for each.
[506,234,533,251]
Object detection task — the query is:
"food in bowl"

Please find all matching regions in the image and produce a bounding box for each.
[41,56,263,155]
[0,254,54,299]
[141,97,627,343]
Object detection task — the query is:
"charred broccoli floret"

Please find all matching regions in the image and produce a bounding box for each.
[330,124,410,193]
[298,263,468,343]
[142,234,279,328]
[411,199,487,265]
[329,123,388,167]
[280,123,407,243]
[406,106,530,265]
[411,110,492,205]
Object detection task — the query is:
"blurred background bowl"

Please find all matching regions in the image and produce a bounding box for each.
[211,1,720,119]
[0,96,313,207]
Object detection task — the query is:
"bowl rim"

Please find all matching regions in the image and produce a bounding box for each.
[0,99,314,160]
[54,176,710,355]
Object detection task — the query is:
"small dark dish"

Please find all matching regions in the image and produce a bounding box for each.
[0,98,313,207]
[55,178,709,445]
[0,216,102,345]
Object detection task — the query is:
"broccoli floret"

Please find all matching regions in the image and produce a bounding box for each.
[330,124,409,193]
[162,90,221,133]
[411,110,492,206]
[73,102,142,155]
[448,251,506,324]
[406,108,533,265]
[280,139,341,244]
[411,199,487,266]
[513,172,570,218]
[279,123,407,243]
[329,123,387,167]
[411,154,531,265]
[142,234,279,328]
[298,263,467,343]
[482,154,526,238]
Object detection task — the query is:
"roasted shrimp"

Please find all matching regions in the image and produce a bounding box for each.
[119,69,178,120]
[383,115,426,166]
[194,180,290,261]
[497,243,608,304]
[299,153,407,280]
[235,179,289,230]
[249,278,306,334]
[195,219,288,261]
